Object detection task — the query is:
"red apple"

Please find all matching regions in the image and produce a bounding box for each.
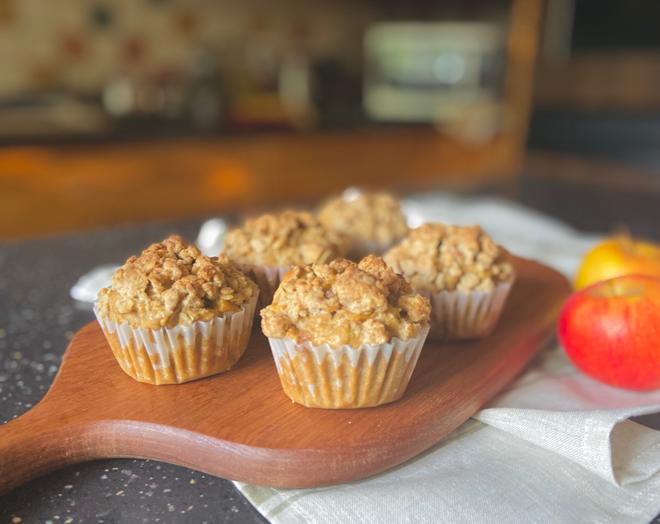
[558,275,660,391]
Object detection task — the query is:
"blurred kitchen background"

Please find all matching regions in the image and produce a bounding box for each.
[0,0,659,240]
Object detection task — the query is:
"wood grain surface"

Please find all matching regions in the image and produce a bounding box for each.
[0,131,522,239]
[0,257,570,494]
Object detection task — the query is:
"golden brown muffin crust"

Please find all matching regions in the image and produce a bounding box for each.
[222,210,345,267]
[318,191,408,249]
[97,235,258,329]
[384,223,515,293]
[261,255,430,347]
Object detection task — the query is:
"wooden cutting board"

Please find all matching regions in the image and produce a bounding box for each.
[0,257,570,493]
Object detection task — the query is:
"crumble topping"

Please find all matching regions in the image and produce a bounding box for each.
[96,235,258,329]
[384,223,514,293]
[318,191,408,250]
[260,255,430,347]
[222,210,345,267]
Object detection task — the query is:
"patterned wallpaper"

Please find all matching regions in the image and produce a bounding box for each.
[0,0,377,98]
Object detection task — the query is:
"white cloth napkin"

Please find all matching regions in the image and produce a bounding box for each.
[234,193,660,524]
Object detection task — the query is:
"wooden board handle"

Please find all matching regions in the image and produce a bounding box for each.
[0,407,93,495]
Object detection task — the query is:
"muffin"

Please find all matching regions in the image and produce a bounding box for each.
[318,189,409,259]
[222,210,345,306]
[95,235,259,385]
[261,255,431,409]
[384,223,515,340]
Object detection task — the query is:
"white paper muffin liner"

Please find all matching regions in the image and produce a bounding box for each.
[266,325,429,409]
[94,294,258,385]
[424,280,513,340]
[238,264,290,307]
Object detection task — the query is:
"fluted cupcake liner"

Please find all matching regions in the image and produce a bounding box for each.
[238,264,290,307]
[267,326,429,409]
[424,281,513,340]
[94,294,258,385]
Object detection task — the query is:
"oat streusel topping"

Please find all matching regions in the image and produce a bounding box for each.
[222,210,345,267]
[318,191,408,249]
[260,255,430,347]
[96,235,258,329]
[384,223,514,293]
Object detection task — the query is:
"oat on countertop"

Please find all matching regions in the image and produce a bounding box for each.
[96,235,258,329]
[222,210,346,267]
[384,223,514,293]
[261,255,430,347]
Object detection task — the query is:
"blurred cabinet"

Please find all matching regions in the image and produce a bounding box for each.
[0,0,542,239]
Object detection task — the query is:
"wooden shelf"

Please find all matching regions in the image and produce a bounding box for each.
[0,130,521,240]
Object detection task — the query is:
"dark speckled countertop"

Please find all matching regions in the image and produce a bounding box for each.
[1,176,660,523]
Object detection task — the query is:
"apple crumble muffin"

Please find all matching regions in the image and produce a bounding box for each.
[261,255,430,347]
[97,234,258,329]
[222,210,346,306]
[261,255,430,408]
[385,223,515,340]
[384,223,514,293]
[318,190,408,257]
[95,235,258,384]
[223,210,345,267]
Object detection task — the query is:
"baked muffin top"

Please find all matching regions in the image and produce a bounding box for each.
[96,235,258,329]
[318,191,408,249]
[384,223,515,293]
[222,210,345,267]
[261,255,430,347]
